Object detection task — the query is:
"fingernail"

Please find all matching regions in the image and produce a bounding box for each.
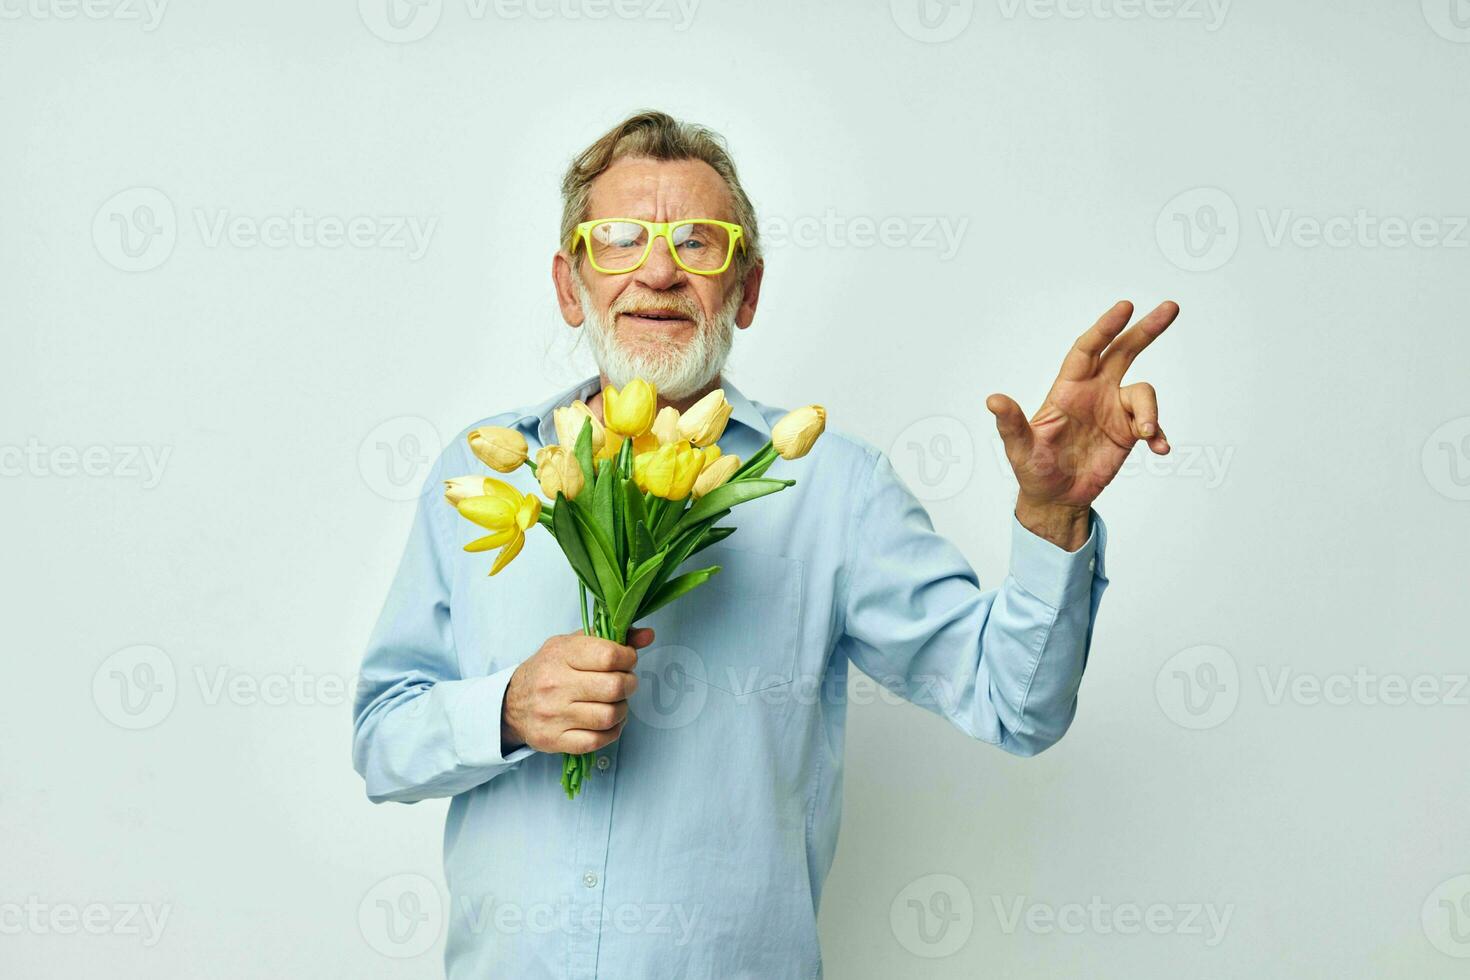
[1139,422,1155,437]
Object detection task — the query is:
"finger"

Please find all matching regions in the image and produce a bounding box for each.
[567,639,638,673]
[1100,300,1179,382]
[1148,424,1170,456]
[573,669,638,703]
[627,627,656,649]
[1120,382,1159,440]
[562,722,624,754]
[986,393,1034,456]
[1058,300,1133,380]
[566,699,628,732]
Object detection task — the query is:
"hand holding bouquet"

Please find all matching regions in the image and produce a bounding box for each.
[444,379,826,798]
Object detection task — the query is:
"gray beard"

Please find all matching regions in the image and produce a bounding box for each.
[576,278,740,400]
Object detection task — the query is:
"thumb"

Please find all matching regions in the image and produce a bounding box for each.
[627,626,656,649]
[986,393,1033,454]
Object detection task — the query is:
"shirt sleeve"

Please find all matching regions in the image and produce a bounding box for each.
[351,451,535,804]
[835,451,1109,756]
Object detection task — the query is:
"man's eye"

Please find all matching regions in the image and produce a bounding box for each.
[678,239,706,250]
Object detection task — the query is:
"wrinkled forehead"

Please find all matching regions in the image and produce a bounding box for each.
[586,157,736,222]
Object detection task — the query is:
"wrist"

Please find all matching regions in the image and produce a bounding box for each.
[500,666,527,752]
[1014,494,1091,552]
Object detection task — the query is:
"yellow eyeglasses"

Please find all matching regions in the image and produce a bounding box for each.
[569,218,746,276]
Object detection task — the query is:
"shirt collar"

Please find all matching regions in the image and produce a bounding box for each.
[515,374,771,447]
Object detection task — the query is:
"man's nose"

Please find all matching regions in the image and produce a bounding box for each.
[633,237,683,290]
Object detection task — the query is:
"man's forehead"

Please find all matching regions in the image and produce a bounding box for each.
[586,157,735,220]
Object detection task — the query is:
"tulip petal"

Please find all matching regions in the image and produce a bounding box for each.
[464,528,516,552]
[489,531,525,575]
[457,495,517,529]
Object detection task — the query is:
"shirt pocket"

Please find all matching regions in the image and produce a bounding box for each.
[649,543,805,696]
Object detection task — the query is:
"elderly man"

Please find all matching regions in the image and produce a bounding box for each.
[353,110,1177,978]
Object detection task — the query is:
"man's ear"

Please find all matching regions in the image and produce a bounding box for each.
[734,261,764,330]
[552,252,585,327]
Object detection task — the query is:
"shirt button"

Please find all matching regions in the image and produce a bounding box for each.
[583,872,599,888]
[596,755,611,771]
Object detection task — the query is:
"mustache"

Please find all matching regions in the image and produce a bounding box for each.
[610,293,703,321]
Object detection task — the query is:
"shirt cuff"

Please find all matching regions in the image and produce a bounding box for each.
[1007,509,1106,609]
[444,664,537,768]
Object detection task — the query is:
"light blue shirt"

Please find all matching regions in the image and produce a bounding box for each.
[353,374,1109,979]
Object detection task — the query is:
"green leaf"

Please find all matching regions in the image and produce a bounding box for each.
[731,441,775,479]
[690,524,736,557]
[637,565,722,620]
[673,478,792,537]
[574,417,595,486]
[611,552,665,638]
[567,496,623,606]
[739,453,778,480]
[623,482,647,559]
[651,494,687,545]
[632,519,656,568]
[551,492,601,602]
[592,458,619,568]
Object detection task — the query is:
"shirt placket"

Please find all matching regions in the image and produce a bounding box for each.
[566,739,620,979]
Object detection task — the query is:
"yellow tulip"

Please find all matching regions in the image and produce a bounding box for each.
[692,453,741,499]
[633,440,705,500]
[701,444,722,467]
[772,405,826,460]
[554,401,605,454]
[455,478,541,575]
[467,426,528,473]
[650,405,682,446]
[678,388,733,447]
[602,379,657,437]
[444,475,493,506]
[535,445,584,501]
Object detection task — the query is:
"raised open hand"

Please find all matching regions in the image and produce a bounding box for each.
[987,300,1179,517]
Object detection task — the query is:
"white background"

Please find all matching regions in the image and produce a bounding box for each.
[4,0,1469,976]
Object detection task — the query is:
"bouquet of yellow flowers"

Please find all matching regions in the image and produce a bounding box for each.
[444,378,826,798]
